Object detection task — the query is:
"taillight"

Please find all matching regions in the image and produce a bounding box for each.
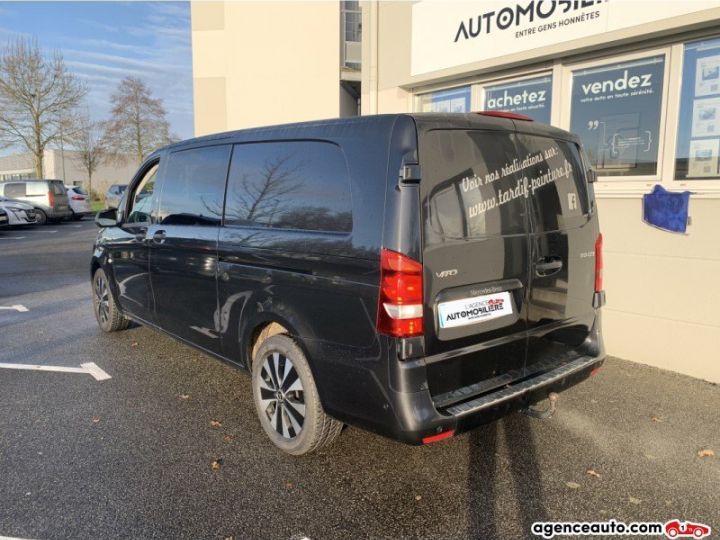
[71,195,84,201]
[48,190,55,207]
[594,233,603,292]
[376,248,424,337]
[476,110,534,122]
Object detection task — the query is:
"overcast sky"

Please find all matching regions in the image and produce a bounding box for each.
[0,1,194,154]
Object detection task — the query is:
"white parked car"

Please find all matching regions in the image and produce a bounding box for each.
[0,196,38,226]
[65,186,92,220]
[105,184,127,209]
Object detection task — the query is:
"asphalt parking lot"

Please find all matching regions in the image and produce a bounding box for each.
[0,221,719,540]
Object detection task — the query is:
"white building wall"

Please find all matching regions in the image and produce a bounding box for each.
[192,1,343,135]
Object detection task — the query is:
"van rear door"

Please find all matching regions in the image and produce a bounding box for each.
[48,181,70,214]
[419,129,531,400]
[514,133,598,373]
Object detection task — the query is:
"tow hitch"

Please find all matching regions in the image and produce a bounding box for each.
[521,392,559,420]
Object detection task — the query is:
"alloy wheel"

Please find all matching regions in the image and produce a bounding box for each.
[258,352,306,439]
[95,274,110,324]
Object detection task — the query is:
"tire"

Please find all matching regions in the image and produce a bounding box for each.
[92,268,130,332]
[72,212,82,221]
[252,334,343,455]
[34,209,47,225]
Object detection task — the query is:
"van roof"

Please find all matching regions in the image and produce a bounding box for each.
[160,113,580,155]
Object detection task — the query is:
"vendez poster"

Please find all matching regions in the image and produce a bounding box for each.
[570,57,665,176]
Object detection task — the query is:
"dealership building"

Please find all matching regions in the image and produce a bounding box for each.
[192,1,720,383]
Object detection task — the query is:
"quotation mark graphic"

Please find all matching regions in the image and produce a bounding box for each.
[587,120,600,130]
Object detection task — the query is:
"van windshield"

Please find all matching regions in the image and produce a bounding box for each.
[422,130,590,243]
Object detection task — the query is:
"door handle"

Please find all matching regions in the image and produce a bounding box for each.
[535,257,563,276]
[134,227,147,242]
[152,230,167,244]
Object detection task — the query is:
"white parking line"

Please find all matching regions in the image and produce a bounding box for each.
[0,236,26,240]
[0,362,111,381]
[0,305,29,312]
[0,536,37,540]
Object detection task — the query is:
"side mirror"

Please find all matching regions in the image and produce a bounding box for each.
[587,168,598,183]
[95,208,118,228]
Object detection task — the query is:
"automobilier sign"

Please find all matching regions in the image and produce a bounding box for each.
[411,0,719,76]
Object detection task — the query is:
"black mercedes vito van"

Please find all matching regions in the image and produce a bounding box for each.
[92,113,605,455]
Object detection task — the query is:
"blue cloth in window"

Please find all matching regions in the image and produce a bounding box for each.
[642,184,691,234]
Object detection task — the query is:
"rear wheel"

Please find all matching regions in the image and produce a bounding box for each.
[252,334,342,455]
[34,209,47,225]
[92,268,130,332]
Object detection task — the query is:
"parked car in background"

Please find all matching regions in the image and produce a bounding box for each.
[91,113,606,456]
[0,196,37,226]
[65,186,91,220]
[0,208,8,229]
[105,184,127,208]
[0,180,71,224]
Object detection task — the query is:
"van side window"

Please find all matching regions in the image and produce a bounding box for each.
[224,141,352,233]
[27,183,49,196]
[158,145,231,226]
[5,183,25,198]
[126,164,159,224]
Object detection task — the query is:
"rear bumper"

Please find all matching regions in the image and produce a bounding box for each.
[385,352,604,444]
[316,312,605,445]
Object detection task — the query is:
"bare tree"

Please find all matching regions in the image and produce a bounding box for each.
[0,38,86,178]
[69,114,105,196]
[225,154,301,226]
[102,77,172,164]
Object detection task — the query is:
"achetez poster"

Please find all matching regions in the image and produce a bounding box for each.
[691,97,720,138]
[695,54,720,97]
[483,76,552,124]
[688,139,720,178]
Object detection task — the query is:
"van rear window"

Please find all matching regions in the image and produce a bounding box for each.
[50,182,65,195]
[423,130,590,242]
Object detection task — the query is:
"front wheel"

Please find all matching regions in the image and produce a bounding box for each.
[92,268,130,332]
[252,334,342,455]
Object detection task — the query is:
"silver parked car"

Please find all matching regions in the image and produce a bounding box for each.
[105,184,127,209]
[0,196,37,226]
[0,180,72,224]
[65,185,92,220]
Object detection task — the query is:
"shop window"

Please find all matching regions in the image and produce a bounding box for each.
[675,37,720,180]
[418,86,471,113]
[483,76,552,123]
[570,56,665,177]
